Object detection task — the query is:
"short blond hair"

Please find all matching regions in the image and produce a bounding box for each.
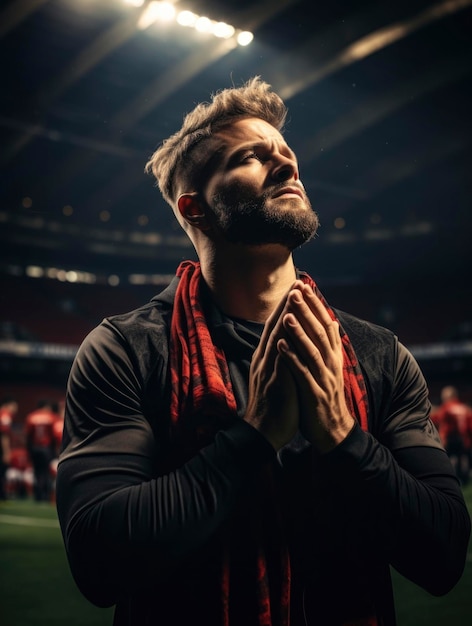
[144,76,288,206]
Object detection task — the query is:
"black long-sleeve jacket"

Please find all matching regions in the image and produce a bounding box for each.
[56,277,471,626]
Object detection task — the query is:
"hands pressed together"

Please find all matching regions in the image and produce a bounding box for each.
[244,280,355,453]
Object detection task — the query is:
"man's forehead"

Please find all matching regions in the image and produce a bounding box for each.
[213,117,284,148]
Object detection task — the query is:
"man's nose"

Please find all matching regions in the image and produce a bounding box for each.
[271,156,299,182]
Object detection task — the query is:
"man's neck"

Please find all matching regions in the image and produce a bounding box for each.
[199,245,298,323]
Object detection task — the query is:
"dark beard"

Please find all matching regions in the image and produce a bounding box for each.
[210,186,319,250]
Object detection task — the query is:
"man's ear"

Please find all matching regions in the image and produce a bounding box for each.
[177,193,209,229]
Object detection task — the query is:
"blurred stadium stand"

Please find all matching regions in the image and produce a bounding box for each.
[1,271,471,429]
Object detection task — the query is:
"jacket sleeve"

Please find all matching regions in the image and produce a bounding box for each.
[56,321,275,607]
[312,340,471,596]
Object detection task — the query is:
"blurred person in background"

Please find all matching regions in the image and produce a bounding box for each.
[435,385,472,485]
[50,399,65,503]
[25,399,59,502]
[0,396,18,500]
[52,400,65,458]
[56,77,471,626]
[8,445,30,499]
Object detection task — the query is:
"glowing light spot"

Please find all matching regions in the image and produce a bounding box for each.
[237,31,253,46]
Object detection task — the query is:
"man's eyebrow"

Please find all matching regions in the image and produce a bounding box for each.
[227,139,296,161]
[230,141,267,154]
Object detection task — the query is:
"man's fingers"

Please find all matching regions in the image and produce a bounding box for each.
[254,281,303,362]
[287,287,340,354]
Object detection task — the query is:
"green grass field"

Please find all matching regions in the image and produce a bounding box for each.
[391,481,472,625]
[1,486,471,626]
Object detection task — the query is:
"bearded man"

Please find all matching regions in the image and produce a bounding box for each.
[56,77,470,626]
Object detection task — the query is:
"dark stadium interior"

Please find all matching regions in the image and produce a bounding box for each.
[1,0,472,422]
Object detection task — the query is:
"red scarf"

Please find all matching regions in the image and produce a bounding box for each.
[169,260,374,626]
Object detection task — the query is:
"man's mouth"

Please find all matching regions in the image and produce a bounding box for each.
[272,186,304,199]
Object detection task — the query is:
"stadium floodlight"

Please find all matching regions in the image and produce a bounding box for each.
[137,1,176,30]
[237,31,254,46]
[177,10,198,27]
[26,266,44,278]
[194,16,213,33]
[213,22,235,39]
[124,0,253,45]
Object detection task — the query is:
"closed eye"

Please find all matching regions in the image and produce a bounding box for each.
[241,151,264,163]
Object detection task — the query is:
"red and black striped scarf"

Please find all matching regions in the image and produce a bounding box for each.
[169,260,375,626]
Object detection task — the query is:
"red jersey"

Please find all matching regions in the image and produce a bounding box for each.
[25,408,56,448]
[0,409,12,436]
[53,417,64,452]
[436,399,472,447]
[9,447,30,471]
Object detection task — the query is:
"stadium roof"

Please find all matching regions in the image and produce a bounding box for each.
[1,0,471,287]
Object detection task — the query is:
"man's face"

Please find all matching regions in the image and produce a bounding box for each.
[201,118,319,250]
